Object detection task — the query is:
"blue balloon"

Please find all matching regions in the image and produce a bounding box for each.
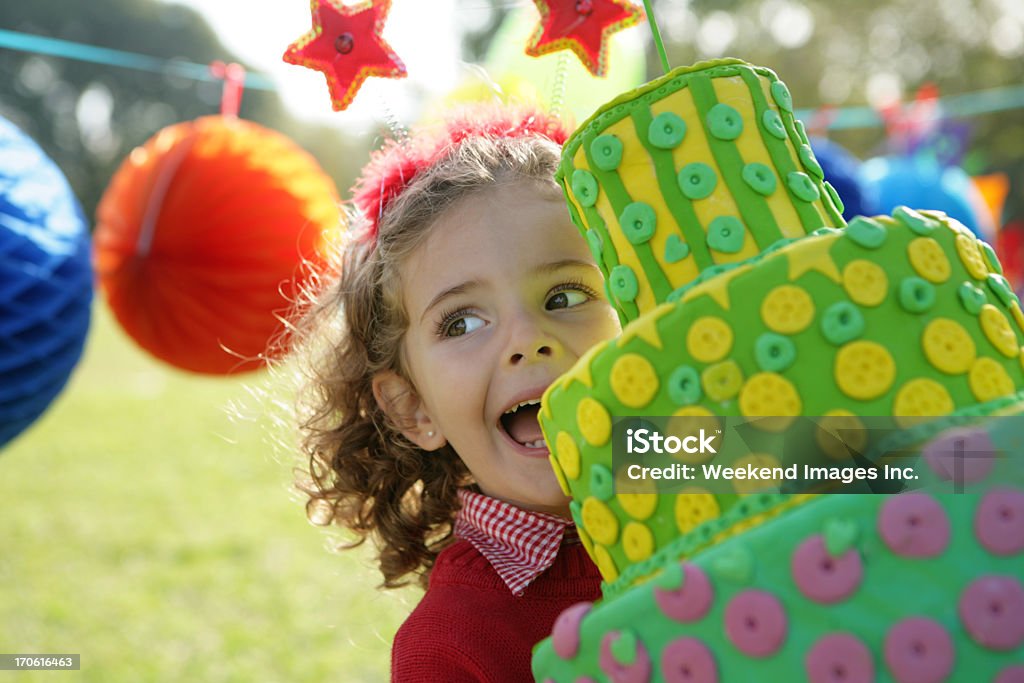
[859,155,991,237]
[0,117,93,450]
[809,137,878,221]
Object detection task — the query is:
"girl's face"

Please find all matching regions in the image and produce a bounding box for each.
[394,180,620,517]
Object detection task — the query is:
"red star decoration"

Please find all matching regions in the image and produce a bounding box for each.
[526,0,644,77]
[283,0,407,111]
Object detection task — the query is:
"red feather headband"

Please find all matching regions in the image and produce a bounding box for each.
[352,105,570,240]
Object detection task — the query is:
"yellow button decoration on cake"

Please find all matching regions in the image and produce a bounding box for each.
[667,408,719,464]
[969,356,1016,402]
[1011,301,1024,333]
[835,340,897,400]
[687,316,733,363]
[922,318,977,374]
[761,285,815,334]
[555,431,581,480]
[675,487,720,534]
[980,304,1021,358]
[815,410,868,461]
[843,260,888,307]
[733,454,784,493]
[907,237,951,284]
[739,372,802,425]
[592,543,618,582]
[617,489,658,521]
[956,233,990,280]
[581,497,619,545]
[610,354,659,408]
[622,522,655,562]
[893,378,955,427]
[577,397,612,446]
[702,360,743,402]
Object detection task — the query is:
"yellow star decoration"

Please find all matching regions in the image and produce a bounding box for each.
[557,339,609,392]
[683,264,753,311]
[617,302,674,351]
[785,234,842,283]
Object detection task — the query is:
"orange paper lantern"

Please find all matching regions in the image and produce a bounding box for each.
[95,116,341,374]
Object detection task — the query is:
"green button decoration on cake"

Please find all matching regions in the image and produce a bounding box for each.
[706,216,745,254]
[959,281,988,314]
[590,134,623,171]
[706,103,743,140]
[899,276,937,313]
[846,215,888,249]
[677,162,717,200]
[787,171,821,202]
[620,202,657,245]
[571,169,599,208]
[648,112,686,149]
[761,109,787,140]
[741,162,777,196]
[755,332,796,372]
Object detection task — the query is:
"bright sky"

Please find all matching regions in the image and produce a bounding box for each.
[163,0,465,133]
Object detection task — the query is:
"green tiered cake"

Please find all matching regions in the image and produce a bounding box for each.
[532,59,1024,683]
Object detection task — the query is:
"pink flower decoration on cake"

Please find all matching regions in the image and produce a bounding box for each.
[599,631,652,683]
[552,602,593,659]
[922,428,995,484]
[883,617,954,683]
[974,487,1024,556]
[654,563,714,623]
[878,493,951,558]
[724,590,788,658]
[805,633,875,683]
[792,535,864,604]
[661,637,719,683]
[958,575,1024,651]
[996,665,1024,683]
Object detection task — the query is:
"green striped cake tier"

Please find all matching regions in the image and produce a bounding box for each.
[540,208,1024,587]
[556,58,846,327]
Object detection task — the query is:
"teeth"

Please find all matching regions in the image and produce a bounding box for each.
[504,398,541,415]
[523,440,547,449]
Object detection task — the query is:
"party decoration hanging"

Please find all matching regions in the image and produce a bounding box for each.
[0,117,92,450]
[283,0,407,111]
[859,155,993,240]
[526,0,644,77]
[94,116,341,375]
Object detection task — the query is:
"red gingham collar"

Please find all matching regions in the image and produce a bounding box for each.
[455,489,579,596]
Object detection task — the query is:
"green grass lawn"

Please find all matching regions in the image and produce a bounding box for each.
[0,303,414,682]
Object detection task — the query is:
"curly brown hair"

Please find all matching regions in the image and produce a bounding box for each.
[292,123,567,590]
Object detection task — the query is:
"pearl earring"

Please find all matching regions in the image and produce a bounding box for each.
[427,431,435,438]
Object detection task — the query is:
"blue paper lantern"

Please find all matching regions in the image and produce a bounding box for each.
[809,137,878,221]
[0,117,93,450]
[859,155,992,238]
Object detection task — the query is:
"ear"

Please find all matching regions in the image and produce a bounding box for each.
[372,370,447,451]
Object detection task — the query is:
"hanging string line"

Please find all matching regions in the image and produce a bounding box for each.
[2,27,1023,129]
[0,28,275,90]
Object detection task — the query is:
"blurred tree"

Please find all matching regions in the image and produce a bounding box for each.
[650,0,1024,177]
[0,0,374,225]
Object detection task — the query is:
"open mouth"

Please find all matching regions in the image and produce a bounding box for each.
[499,399,546,450]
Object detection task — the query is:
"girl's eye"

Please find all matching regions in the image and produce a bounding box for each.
[441,313,484,338]
[546,287,591,310]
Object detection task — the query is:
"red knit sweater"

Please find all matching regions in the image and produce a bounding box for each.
[391,539,602,682]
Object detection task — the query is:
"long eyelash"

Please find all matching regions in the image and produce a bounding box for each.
[550,277,598,298]
[434,306,472,337]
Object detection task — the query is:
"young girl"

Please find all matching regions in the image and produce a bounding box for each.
[293,106,621,682]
